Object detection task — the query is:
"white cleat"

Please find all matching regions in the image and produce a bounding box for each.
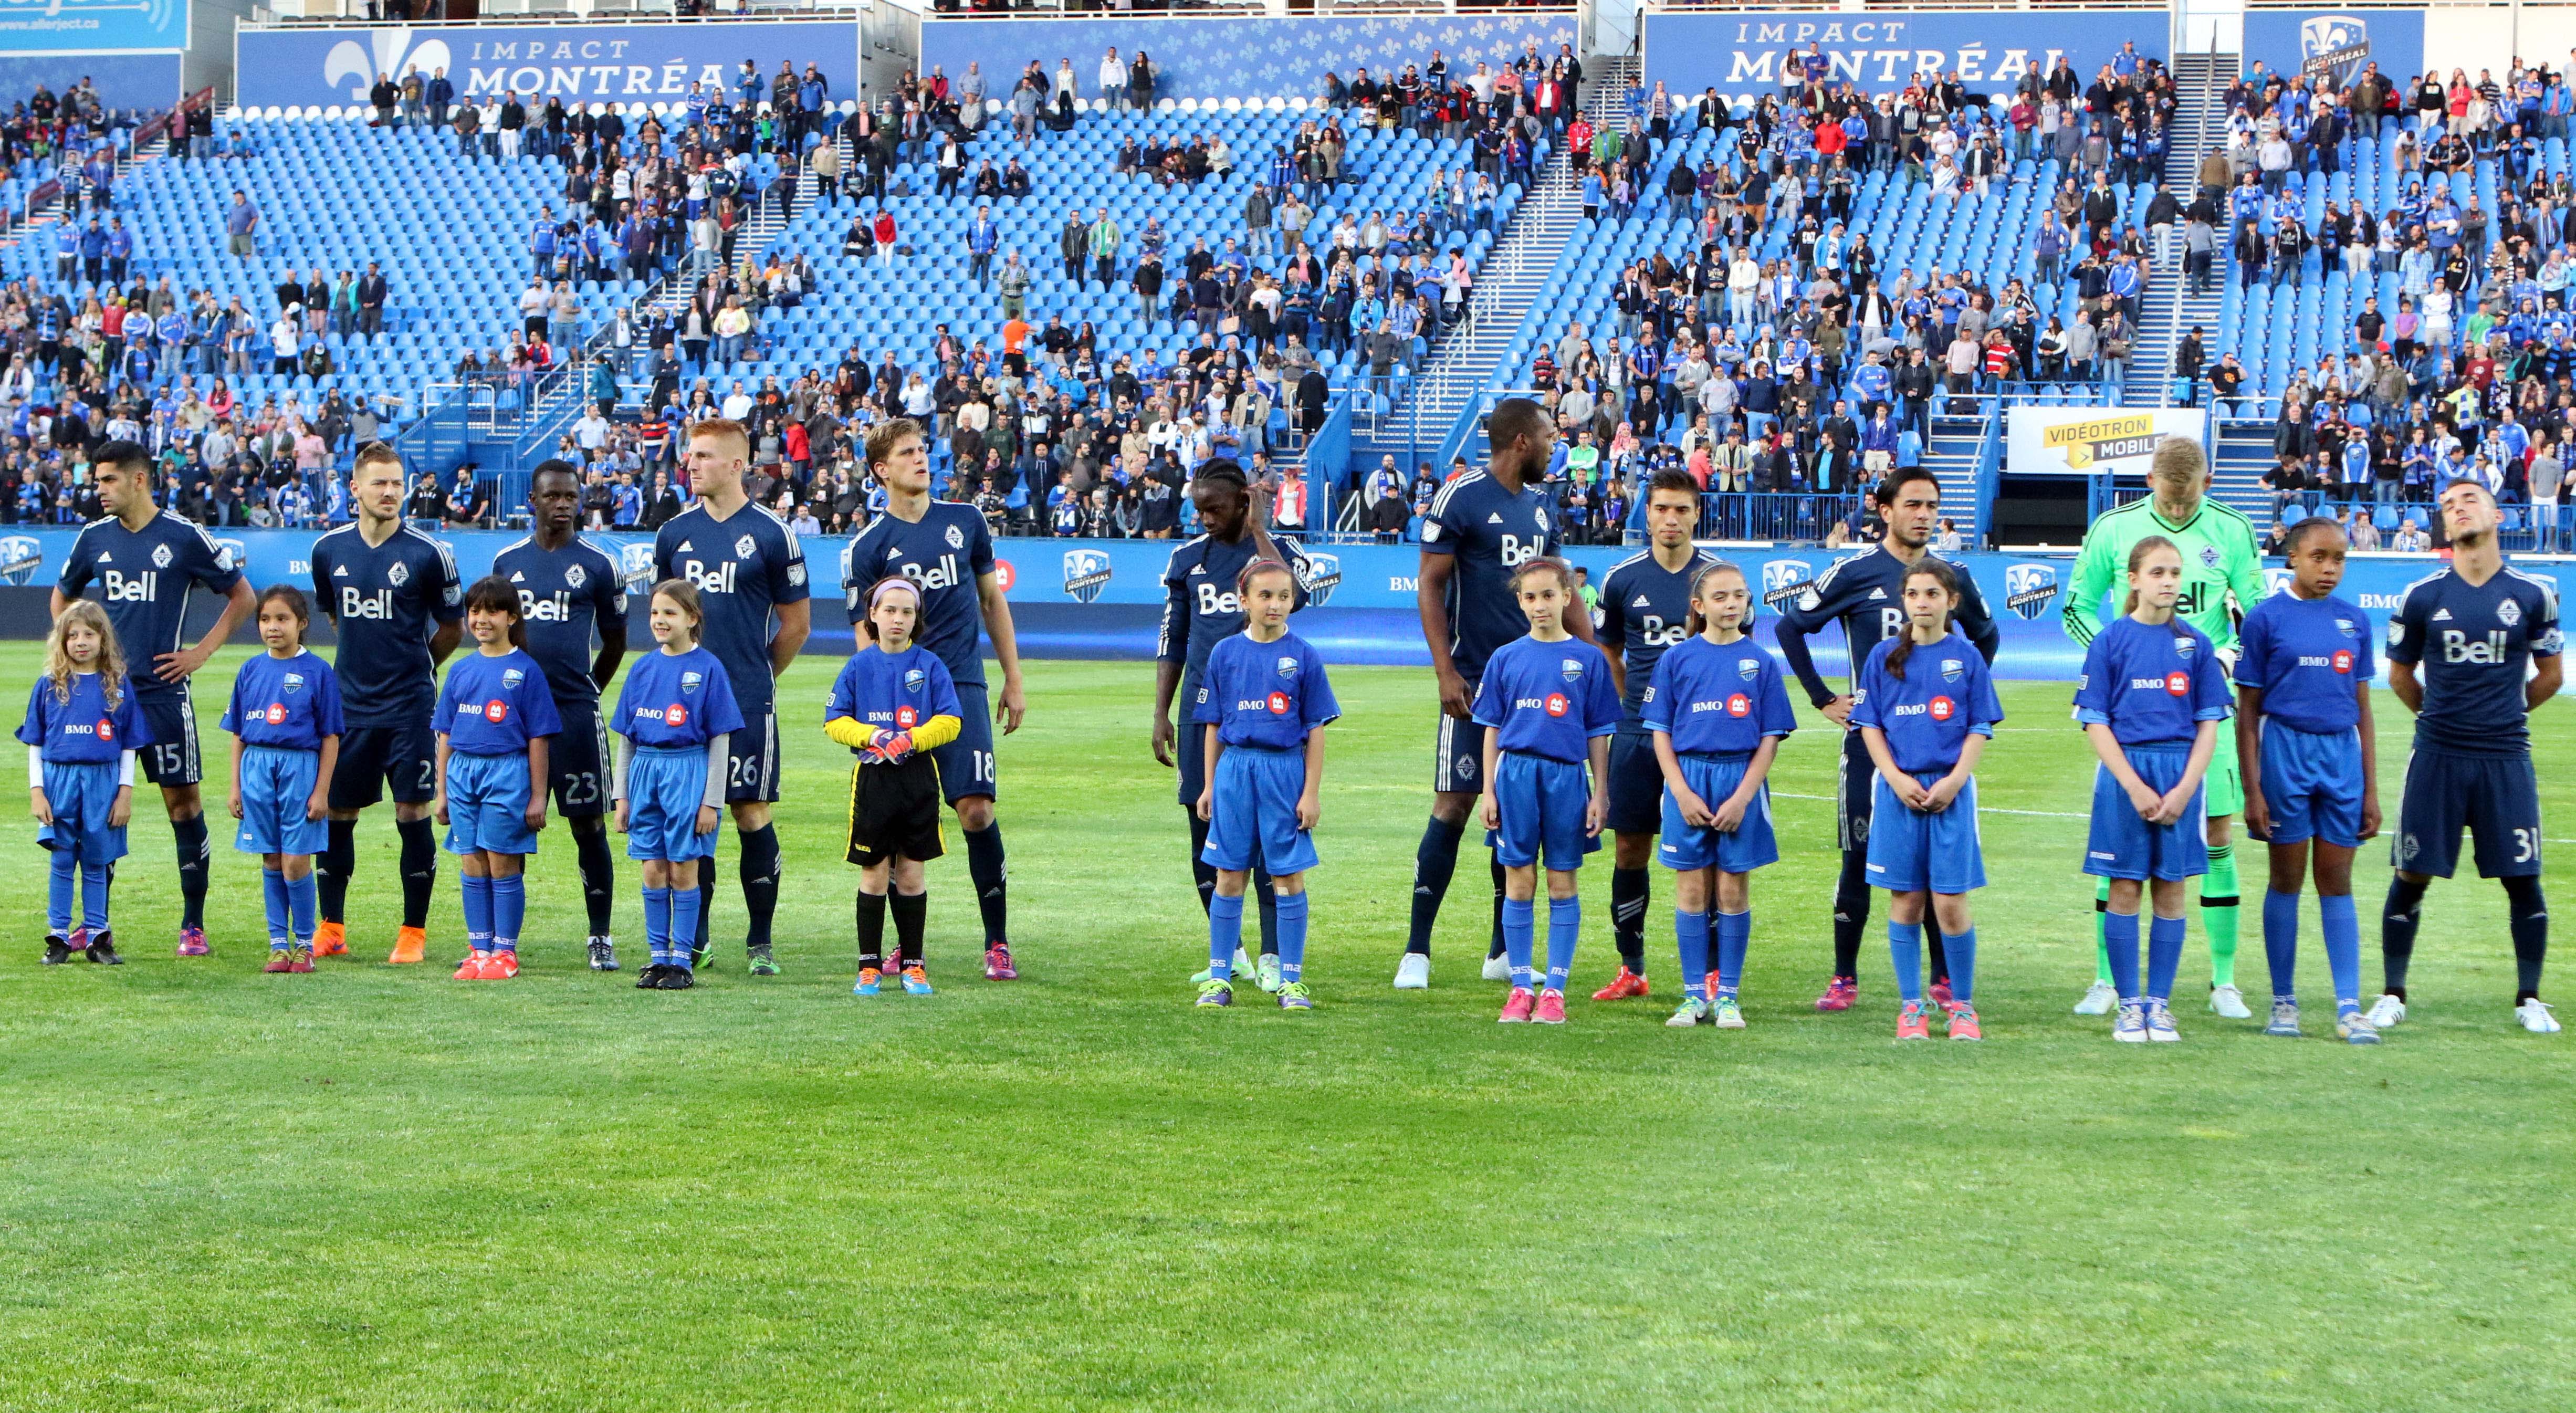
[2365,993,2408,1029]
[1392,953,1431,990]
[2209,983,2253,1020]
[2516,999,2561,1034]
[2074,981,2120,1016]
[1481,953,1511,982]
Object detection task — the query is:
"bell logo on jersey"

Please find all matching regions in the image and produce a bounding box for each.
[1544,693,1570,717]
[1638,614,1687,648]
[896,705,919,728]
[521,590,574,622]
[1499,534,1539,568]
[266,704,288,725]
[2442,629,2510,664]
[341,587,395,620]
[1929,695,1956,721]
[683,559,740,595]
[1726,693,1751,717]
[1267,690,1291,715]
[1192,580,1240,617]
[903,553,964,593]
[101,569,158,603]
[483,699,509,724]
[2165,671,2190,697]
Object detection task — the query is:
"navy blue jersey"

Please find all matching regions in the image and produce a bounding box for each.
[435,648,565,755]
[16,673,151,763]
[1191,629,1340,750]
[1850,630,2004,774]
[1158,532,1315,704]
[1421,470,1560,680]
[844,501,996,689]
[826,642,962,744]
[654,503,810,712]
[309,521,463,727]
[1471,634,1620,763]
[2384,564,2562,756]
[492,535,627,707]
[2234,591,2373,734]
[1642,633,1797,754]
[1773,546,1998,704]
[2074,615,2233,747]
[219,650,345,751]
[611,645,744,749]
[56,510,244,699]
[1597,548,1714,723]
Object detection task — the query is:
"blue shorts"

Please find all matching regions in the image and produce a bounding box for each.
[2084,746,2210,882]
[931,682,997,804]
[625,745,717,863]
[1433,700,1489,794]
[235,745,327,856]
[1657,752,1781,874]
[136,687,202,787]
[2395,747,2542,879]
[445,750,538,856]
[1865,772,1985,894]
[1485,750,1602,872]
[1201,744,1320,875]
[1604,727,1664,834]
[38,759,128,865]
[2255,719,2365,848]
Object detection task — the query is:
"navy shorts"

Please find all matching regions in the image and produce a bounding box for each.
[547,703,612,819]
[1485,750,1601,872]
[931,682,998,804]
[1835,727,1872,852]
[1657,752,1780,874]
[2395,747,2542,880]
[135,687,202,788]
[1202,745,1320,875]
[1433,703,1490,795]
[332,718,438,809]
[1177,718,1211,808]
[2083,746,2210,882]
[721,703,781,804]
[2255,719,2365,849]
[1865,772,1985,894]
[1605,728,1665,835]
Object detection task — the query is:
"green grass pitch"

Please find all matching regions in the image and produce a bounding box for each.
[4,643,2572,1411]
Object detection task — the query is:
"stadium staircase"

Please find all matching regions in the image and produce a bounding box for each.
[2209,417,2275,522]
[0,111,179,254]
[2123,50,2234,410]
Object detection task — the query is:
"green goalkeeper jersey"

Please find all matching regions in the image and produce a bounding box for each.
[2062,494,2269,651]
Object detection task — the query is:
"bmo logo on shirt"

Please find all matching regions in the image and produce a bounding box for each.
[1726,693,1751,717]
[2164,672,2190,697]
[483,699,509,724]
[1544,693,1570,717]
[2332,650,2355,675]
[265,704,288,725]
[1929,695,1956,721]
[95,718,114,741]
[896,705,919,728]
[1262,692,1288,715]
[666,704,689,727]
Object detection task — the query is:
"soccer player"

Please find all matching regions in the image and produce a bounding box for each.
[1593,467,1718,999]
[828,575,965,997]
[611,579,742,991]
[495,461,629,970]
[655,418,812,975]
[844,417,1030,981]
[2062,436,2267,1020]
[1154,462,1310,991]
[222,586,343,974]
[2237,517,2382,1042]
[1401,397,1599,990]
[51,439,256,957]
[2372,479,2562,1034]
[1773,465,1998,1011]
[309,444,464,964]
[433,577,562,979]
[2074,536,2232,1043]
[22,601,152,965]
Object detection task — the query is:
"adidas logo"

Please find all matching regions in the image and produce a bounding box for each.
[509,571,525,582]
[1867,587,1887,600]
[1631,594,1651,608]
[1486,512,1504,524]
[334,564,350,577]
[677,540,694,552]
[2433,608,2453,621]
[96,550,112,563]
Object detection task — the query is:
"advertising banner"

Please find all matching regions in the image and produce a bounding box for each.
[919,13,1577,102]
[235,19,860,111]
[2242,10,2425,92]
[1642,9,2163,112]
[0,0,189,54]
[2007,406,2211,476]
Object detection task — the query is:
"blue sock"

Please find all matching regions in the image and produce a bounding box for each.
[1544,895,1580,992]
[264,868,291,947]
[1947,926,1977,1004]
[1888,920,1924,1003]
[2103,909,2142,1001]
[1675,909,1710,1001]
[2262,889,2301,1002]
[2320,893,2361,1011]
[2146,913,2187,1001]
[643,886,672,966]
[1501,896,1536,988]
[1275,891,1308,983]
[288,872,317,944]
[46,851,74,934]
[80,862,109,933]
[1209,893,1244,980]
[491,874,525,950]
[1715,909,1751,996]
[462,874,494,952]
[669,885,701,970]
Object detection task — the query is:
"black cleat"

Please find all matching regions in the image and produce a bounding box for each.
[662,967,695,990]
[42,935,74,966]
[635,964,666,989]
[85,934,123,966]
[589,938,620,972]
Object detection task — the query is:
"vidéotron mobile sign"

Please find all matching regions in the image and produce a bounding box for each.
[235,19,860,111]
[1,0,189,53]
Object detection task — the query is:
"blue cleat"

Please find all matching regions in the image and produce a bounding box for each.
[853,967,883,997]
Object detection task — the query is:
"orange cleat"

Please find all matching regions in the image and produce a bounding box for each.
[1897,1001,1932,1041]
[389,926,428,965]
[312,921,348,957]
[1590,968,1651,1001]
[484,950,520,980]
[454,951,491,980]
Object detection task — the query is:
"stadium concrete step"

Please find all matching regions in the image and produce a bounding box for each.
[2130,50,2235,409]
[1923,412,1989,544]
[2211,421,2275,523]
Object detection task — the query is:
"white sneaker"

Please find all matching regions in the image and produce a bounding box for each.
[2516,998,2561,1034]
[2209,983,2253,1020]
[2146,1000,2182,1042]
[2074,981,2120,1016]
[1392,953,1431,989]
[2365,993,2408,1028]
[1480,953,1511,982]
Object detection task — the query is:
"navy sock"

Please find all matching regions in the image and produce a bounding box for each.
[738,824,781,950]
[695,870,716,960]
[1404,814,1465,956]
[855,888,887,971]
[1830,848,1868,978]
[574,824,616,937]
[396,817,437,929]
[1610,866,1649,972]
[2263,888,2301,1002]
[1251,861,1279,957]
[963,823,1008,945]
[172,814,210,931]
[1189,812,1217,915]
[2381,875,2427,998]
[318,818,357,923]
[2504,875,2549,1002]
[1488,857,1508,960]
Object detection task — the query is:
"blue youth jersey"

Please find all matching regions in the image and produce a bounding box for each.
[2384,564,2561,756]
[2074,615,2233,746]
[611,645,745,749]
[2234,591,2373,734]
[1421,470,1560,680]
[1641,634,1797,754]
[826,642,963,744]
[16,673,151,763]
[56,510,243,699]
[1191,629,1341,750]
[1772,545,1999,700]
[844,501,995,689]
[1158,532,1314,704]
[1471,634,1620,762]
[1849,630,2003,774]
[309,521,463,726]
[655,502,809,712]
[435,648,566,755]
[219,650,345,751]
[1597,548,1714,724]
[492,535,627,707]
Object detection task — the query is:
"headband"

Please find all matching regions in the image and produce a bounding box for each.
[870,577,923,612]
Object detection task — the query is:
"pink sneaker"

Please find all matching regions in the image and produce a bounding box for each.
[1815,976,1858,1012]
[1498,987,1536,1023]
[983,943,1018,981]
[1929,977,1955,1011]
[1533,989,1567,1024]
[176,926,210,957]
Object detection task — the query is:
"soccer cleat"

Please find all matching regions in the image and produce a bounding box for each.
[689,942,710,971]
[389,926,428,965]
[1711,995,1746,1029]
[1896,1001,1931,1041]
[2364,993,2407,1029]
[983,943,1018,980]
[1703,971,1719,1002]
[1946,1005,1983,1041]
[1196,978,1233,1007]
[2074,981,2121,1016]
[42,935,74,966]
[662,967,695,990]
[85,934,122,965]
[2516,999,2562,1034]
[1666,997,1710,1028]
[265,949,296,974]
[1929,977,1954,1010]
[69,926,89,953]
[1533,990,1567,1024]
[485,950,520,980]
[588,937,619,972]
[852,967,882,997]
[1593,967,1652,1001]
[2112,1002,2149,1042]
[900,965,933,996]
[746,944,779,977]
[1498,987,1536,1023]
[1256,954,1284,995]
[1480,953,1511,982]
[312,921,347,957]
[2266,1001,2302,1037]
[2146,1001,2181,1042]
[286,945,315,974]
[1394,953,1432,989]
[2210,983,2253,1019]
[1814,976,1857,1012]
[454,951,491,980]
[636,964,667,990]
[1278,981,1314,1010]
[2336,1009,2382,1045]
[176,926,210,957]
